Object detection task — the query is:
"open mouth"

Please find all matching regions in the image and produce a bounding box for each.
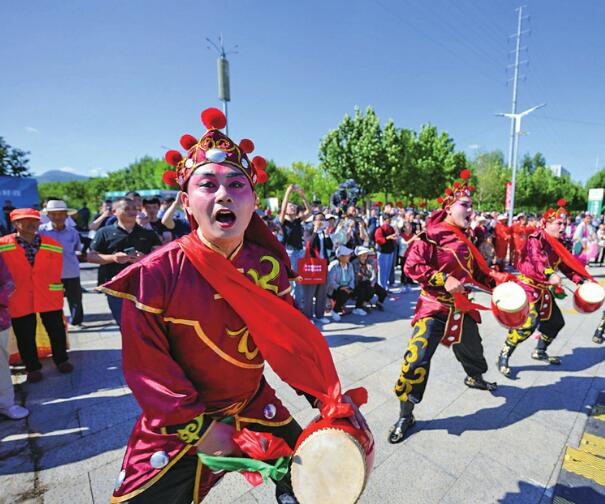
[215,209,236,228]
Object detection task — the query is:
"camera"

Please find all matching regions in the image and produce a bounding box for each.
[330,179,365,211]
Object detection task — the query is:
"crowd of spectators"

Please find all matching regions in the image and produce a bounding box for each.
[1,186,604,421]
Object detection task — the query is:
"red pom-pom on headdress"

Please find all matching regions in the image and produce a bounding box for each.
[252,156,267,171]
[239,139,255,154]
[165,150,183,166]
[201,108,227,130]
[468,184,475,192]
[557,198,567,207]
[444,188,453,196]
[460,169,471,180]
[453,181,460,188]
[162,170,178,187]
[437,197,444,204]
[256,170,269,185]
[180,134,198,150]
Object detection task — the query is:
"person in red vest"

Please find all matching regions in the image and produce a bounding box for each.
[494,214,511,271]
[0,209,72,383]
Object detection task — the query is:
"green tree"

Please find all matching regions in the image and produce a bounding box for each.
[319,106,386,196]
[0,137,32,177]
[411,124,467,199]
[471,150,510,211]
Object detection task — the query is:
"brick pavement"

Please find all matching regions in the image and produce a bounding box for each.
[1,270,604,504]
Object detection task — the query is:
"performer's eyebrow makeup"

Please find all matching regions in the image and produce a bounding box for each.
[198,171,245,178]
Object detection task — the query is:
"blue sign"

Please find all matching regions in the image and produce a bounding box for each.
[0,176,39,229]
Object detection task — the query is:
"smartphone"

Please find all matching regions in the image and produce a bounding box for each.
[123,247,136,256]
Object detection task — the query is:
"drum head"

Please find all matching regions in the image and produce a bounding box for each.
[579,282,605,304]
[492,281,527,312]
[291,428,367,504]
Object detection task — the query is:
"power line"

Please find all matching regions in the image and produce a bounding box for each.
[372,0,505,86]
[532,115,605,127]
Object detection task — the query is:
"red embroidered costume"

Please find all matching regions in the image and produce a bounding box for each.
[102,108,359,503]
[388,171,501,444]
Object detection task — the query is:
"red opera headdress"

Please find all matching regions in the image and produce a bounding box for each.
[543,199,568,222]
[437,169,475,208]
[163,107,268,190]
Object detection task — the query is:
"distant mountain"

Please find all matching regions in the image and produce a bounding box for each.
[36,170,89,183]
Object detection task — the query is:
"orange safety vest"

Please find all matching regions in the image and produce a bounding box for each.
[0,234,64,318]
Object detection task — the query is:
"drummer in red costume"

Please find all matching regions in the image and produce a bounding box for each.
[497,199,588,378]
[494,213,511,271]
[101,108,366,504]
[389,170,506,444]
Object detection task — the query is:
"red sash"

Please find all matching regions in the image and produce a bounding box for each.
[542,232,593,281]
[178,232,353,420]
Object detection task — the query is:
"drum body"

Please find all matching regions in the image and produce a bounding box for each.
[491,281,529,329]
[291,416,374,504]
[574,281,605,314]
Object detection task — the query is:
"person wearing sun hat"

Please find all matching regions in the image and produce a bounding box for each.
[100,108,367,504]
[326,245,356,320]
[388,170,507,444]
[39,200,84,327]
[497,199,591,378]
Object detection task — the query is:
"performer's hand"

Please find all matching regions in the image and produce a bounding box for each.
[444,276,464,294]
[196,421,237,457]
[342,394,369,431]
[489,270,511,285]
[113,252,132,264]
[548,273,563,287]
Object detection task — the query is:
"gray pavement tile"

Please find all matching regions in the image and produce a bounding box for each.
[337,348,400,384]
[359,443,457,504]
[41,473,93,504]
[78,392,139,438]
[88,458,122,504]
[440,452,545,504]
[481,416,569,486]
[0,470,35,502]
[202,472,256,503]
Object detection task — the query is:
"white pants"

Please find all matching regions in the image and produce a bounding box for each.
[0,328,15,409]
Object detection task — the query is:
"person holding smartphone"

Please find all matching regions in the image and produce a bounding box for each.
[87,198,161,327]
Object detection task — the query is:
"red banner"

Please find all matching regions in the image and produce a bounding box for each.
[505,181,512,211]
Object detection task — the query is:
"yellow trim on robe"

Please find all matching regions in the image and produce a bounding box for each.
[234,415,293,431]
[163,317,264,370]
[193,459,204,504]
[97,287,164,314]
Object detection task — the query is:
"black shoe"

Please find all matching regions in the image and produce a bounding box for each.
[464,375,497,391]
[531,350,561,364]
[593,333,604,344]
[388,414,415,444]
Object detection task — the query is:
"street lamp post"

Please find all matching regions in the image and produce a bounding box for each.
[496,103,546,226]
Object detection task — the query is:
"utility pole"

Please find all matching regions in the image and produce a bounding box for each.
[207,35,238,136]
[501,6,531,226]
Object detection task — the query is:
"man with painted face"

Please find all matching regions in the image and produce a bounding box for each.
[388,170,505,444]
[497,199,589,378]
[101,108,366,504]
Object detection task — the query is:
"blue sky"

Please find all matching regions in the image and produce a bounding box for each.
[1,1,604,183]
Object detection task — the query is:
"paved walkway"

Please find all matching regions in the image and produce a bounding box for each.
[1,269,604,504]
